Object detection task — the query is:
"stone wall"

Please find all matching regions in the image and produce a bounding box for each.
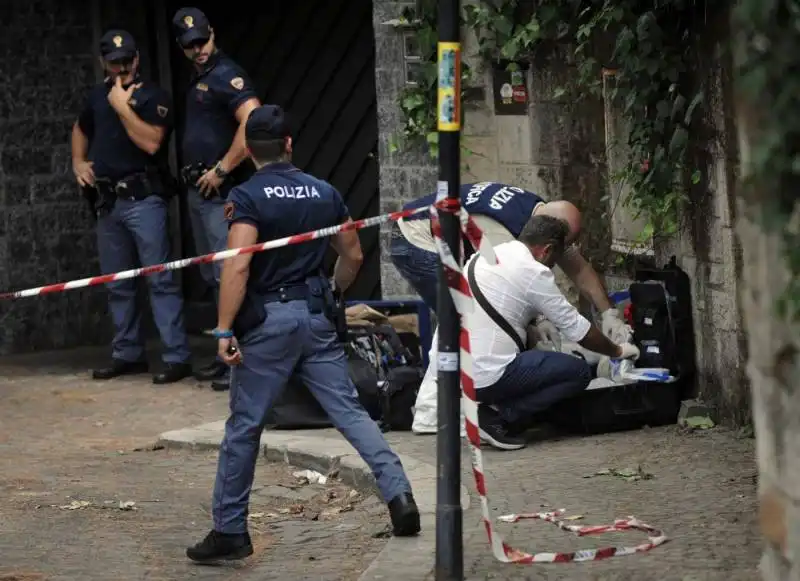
[373,0,438,299]
[373,4,601,301]
[0,0,110,354]
[657,23,749,424]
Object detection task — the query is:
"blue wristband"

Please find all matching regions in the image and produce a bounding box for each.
[212,328,234,339]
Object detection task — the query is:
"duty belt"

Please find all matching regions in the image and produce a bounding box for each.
[94,171,157,201]
[89,171,159,217]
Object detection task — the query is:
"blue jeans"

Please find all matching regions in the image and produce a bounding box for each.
[187,187,230,367]
[388,224,440,313]
[477,349,592,425]
[186,186,229,290]
[212,300,412,534]
[96,196,191,364]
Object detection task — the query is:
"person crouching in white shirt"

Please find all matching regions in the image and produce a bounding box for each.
[468,215,640,451]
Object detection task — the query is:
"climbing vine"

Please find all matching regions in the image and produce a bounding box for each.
[732,0,800,316]
[394,0,718,242]
[388,2,472,159]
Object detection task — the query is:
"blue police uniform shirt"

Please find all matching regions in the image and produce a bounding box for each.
[403,182,544,238]
[77,78,173,181]
[226,163,349,293]
[182,50,257,167]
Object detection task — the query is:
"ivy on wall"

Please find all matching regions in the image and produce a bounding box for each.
[732,0,800,316]
[388,2,472,159]
[393,0,719,244]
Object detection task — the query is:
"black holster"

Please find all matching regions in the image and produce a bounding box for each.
[326,286,348,344]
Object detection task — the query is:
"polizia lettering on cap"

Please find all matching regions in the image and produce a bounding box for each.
[262,185,321,199]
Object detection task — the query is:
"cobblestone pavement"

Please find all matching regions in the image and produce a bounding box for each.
[0,348,389,581]
[382,426,760,581]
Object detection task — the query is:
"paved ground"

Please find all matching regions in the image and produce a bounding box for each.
[0,345,763,580]
[0,347,389,581]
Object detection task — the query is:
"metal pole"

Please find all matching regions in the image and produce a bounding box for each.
[435,0,463,578]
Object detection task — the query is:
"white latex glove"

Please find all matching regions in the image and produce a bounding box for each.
[617,343,640,360]
[533,319,562,352]
[601,308,633,344]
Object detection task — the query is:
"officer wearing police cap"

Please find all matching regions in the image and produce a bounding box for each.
[185,104,420,562]
[71,29,193,384]
[171,7,261,392]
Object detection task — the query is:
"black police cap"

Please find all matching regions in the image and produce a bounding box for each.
[246,105,291,141]
[172,7,212,47]
[99,29,137,61]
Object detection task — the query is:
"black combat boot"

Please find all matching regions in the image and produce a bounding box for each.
[388,492,421,537]
[152,362,193,385]
[194,359,228,381]
[92,359,148,380]
[186,530,253,563]
[211,377,230,392]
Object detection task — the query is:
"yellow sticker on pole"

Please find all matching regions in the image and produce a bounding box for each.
[437,42,461,132]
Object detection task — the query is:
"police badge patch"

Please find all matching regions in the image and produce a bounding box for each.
[230,77,244,91]
[157,105,168,118]
[224,202,235,220]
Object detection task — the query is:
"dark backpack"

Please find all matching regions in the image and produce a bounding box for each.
[380,365,424,431]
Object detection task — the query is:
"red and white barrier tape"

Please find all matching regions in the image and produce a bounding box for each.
[0,204,445,301]
[0,188,669,562]
[429,187,669,564]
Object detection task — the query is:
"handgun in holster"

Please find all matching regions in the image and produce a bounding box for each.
[331,287,348,344]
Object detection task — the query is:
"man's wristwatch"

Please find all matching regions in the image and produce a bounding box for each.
[213,161,228,179]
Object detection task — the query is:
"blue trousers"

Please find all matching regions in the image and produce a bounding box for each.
[186,186,229,290]
[187,187,230,367]
[477,349,592,425]
[388,225,440,313]
[212,300,412,534]
[96,196,191,364]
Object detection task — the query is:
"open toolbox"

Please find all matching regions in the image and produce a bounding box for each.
[562,257,695,434]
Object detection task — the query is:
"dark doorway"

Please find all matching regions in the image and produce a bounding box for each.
[160,0,381,329]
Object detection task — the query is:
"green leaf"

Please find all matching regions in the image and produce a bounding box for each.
[668,127,689,155]
[401,93,425,111]
[684,92,704,125]
[684,416,715,430]
[493,15,513,37]
[671,94,687,121]
[426,131,438,145]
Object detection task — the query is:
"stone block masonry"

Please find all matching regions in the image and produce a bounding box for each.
[373,0,438,299]
[0,0,110,354]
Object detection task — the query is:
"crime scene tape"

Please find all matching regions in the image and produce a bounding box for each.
[0,204,440,301]
[0,192,669,563]
[429,193,669,564]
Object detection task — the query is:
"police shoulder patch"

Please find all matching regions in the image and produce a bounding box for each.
[224,202,235,221]
[157,105,168,118]
[230,77,245,91]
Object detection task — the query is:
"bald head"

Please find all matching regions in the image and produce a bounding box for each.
[534,200,582,243]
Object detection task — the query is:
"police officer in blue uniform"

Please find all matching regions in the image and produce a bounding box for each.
[71,29,193,384]
[186,105,420,562]
[392,182,545,312]
[392,182,623,319]
[172,7,261,391]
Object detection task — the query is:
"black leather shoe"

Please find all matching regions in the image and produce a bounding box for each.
[211,377,230,392]
[388,492,421,537]
[194,359,228,381]
[186,530,253,563]
[92,359,148,380]
[152,362,193,385]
